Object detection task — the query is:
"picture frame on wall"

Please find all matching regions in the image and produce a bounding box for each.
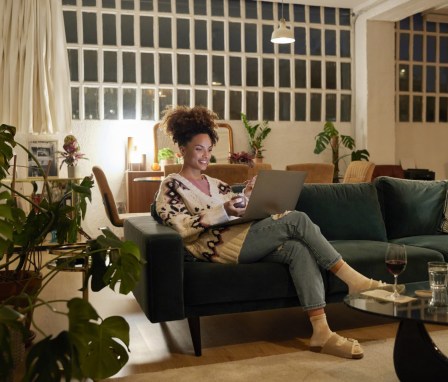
[28,140,59,177]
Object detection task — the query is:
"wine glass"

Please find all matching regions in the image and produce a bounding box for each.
[385,244,407,299]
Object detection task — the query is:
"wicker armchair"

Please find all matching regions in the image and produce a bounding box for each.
[342,161,375,183]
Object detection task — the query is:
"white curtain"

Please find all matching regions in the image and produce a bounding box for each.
[0,0,71,134]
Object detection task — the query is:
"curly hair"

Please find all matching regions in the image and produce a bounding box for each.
[160,106,219,147]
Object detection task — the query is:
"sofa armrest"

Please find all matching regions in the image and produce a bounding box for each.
[124,216,186,322]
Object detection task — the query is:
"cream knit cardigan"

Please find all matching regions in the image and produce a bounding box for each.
[155,173,251,263]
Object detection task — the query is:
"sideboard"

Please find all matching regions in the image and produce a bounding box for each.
[125,170,163,213]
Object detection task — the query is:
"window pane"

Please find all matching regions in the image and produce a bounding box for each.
[121,0,133,9]
[294,27,306,55]
[102,14,116,45]
[194,0,207,15]
[177,54,190,85]
[262,2,273,20]
[413,96,422,122]
[83,13,97,44]
[441,37,448,63]
[64,11,78,43]
[399,33,410,61]
[398,64,409,91]
[413,34,423,61]
[71,87,79,119]
[140,16,153,47]
[104,51,117,82]
[339,8,351,26]
[140,0,151,10]
[399,95,409,121]
[340,94,351,122]
[212,21,224,52]
[426,96,435,122]
[229,90,242,120]
[123,88,136,119]
[326,94,336,121]
[279,59,290,87]
[341,62,351,90]
[142,89,155,120]
[413,65,422,92]
[413,14,423,31]
[159,18,172,48]
[229,23,241,52]
[309,6,320,23]
[195,55,208,85]
[262,25,274,54]
[295,59,306,88]
[195,90,207,107]
[277,3,289,21]
[159,54,173,84]
[311,61,321,88]
[279,92,290,121]
[68,49,78,81]
[293,4,305,22]
[426,36,436,62]
[279,40,291,55]
[440,97,448,122]
[177,19,190,49]
[229,57,242,86]
[295,93,306,121]
[340,30,351,57]
[310,29,321,56]
[103,0,115,8]
[245,0,257,19]
[177,89,190,106]
[84,87,99,119]
[325,30,336,55]
[426,66,435,92]
[176,0,189,14]
[104,88,118,119]
[211,0,224,16]
[84,50,98,81]
[324,7,336,25]
[229,0,241,18]
[326,62,336,89]
[263,58,274,87]
[246,58,258,86]
[123,52,136,83]
[212,90,225,119]
[440,67,448,93]
[263,92,274,121]
[310,93,321,121]
[246,91,258,120]
[83,1,96,8]
[159,89,173,116]
[245,24,257,53]
[399,17,410,30]
[195,20,207,50]
[121,15,134,46]
[158,0,171,12]
[212,56,225,86]
[141,53,154,84]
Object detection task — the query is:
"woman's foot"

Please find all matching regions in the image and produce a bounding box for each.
[349,278,405,294]
[310,332,364,360]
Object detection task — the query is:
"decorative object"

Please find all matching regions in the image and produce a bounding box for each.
[58,134,87,177]
[241,113,272,161]
[313,121,370,183]
[158,147,176,169]
[271,0,295,44]
[28,140,58,177]
[228,151,254,167]
[0,123,142,381]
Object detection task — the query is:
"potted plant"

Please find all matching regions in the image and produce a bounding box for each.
[313,121,370,183]
[228,151,254,167]
[157,147,176,168]
[0,123,142,381]
[57,134,87,178]
[241,113,271,162]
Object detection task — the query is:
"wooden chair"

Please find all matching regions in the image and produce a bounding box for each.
[342,161,375,183]
[285,163,334,183]
[92,166,150,227]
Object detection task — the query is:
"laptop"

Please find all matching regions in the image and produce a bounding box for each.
[213,170,307,227]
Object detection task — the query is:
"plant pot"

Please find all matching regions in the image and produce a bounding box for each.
[253,157,263,164]
[67,165,77,178]
[159,158,175,170]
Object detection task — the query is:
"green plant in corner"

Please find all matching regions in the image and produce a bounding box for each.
[0,123,143,381]
[157,147,175,161]
[241,113,272,159]
[314,121,370,182]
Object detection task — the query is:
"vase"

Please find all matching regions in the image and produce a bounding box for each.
[253,157,263,164]
[67,165,77,178]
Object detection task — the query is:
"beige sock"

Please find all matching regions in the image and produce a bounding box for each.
[309,314,332,348]
[335,262,380,293]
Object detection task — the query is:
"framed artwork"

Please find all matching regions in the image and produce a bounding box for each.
[28,140,59,177]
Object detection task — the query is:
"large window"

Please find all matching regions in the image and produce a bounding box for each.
[396,14,448,123]
[63,0,353,122]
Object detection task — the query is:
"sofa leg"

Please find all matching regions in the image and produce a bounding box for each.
[187,316,202,356]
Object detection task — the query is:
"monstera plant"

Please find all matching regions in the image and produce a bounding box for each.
[0,123,142,381]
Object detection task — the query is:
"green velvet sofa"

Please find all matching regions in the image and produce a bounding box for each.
[124,176,448,356]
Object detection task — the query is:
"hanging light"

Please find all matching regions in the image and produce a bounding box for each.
[271,0,295,44]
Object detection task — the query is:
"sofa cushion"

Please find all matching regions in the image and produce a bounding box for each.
[326,240,445,296]
[390,235,448,260]
[375,177,448,239]
[441,190,448,233]
[296,183,387,241]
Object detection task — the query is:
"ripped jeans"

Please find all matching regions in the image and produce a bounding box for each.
[239,211,342,311]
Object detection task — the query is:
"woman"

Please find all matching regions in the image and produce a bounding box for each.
[156,105,386,360]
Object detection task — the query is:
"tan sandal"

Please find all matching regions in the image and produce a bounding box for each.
[310,333,364,359]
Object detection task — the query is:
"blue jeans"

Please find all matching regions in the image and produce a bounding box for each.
[239,211,342,311]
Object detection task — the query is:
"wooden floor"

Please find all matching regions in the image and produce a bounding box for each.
[33,265,446,379]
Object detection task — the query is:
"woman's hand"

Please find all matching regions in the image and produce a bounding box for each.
[243,176,257,198]
[224,196,246,217]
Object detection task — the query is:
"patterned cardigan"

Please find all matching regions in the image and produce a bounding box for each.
[155,173,251,263]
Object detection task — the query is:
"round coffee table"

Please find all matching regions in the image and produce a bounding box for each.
[344,281,448,381]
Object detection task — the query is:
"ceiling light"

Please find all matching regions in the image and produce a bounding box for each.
[271,1,295,44]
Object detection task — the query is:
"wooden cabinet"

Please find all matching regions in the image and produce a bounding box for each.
[126,170,163,213]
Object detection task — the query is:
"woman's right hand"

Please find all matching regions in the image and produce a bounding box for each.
[224,196,246,217]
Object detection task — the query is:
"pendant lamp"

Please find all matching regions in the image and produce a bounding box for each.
[271,0,295,44]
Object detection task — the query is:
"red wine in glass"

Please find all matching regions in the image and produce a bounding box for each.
[386,260,407,276]
[385,244,407,299]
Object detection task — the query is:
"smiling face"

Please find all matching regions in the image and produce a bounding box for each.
[180,133,213,175]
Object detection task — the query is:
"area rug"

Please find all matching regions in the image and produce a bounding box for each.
[110,330,448,382]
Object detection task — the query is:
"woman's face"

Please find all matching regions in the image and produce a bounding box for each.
[180,133,213,172]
